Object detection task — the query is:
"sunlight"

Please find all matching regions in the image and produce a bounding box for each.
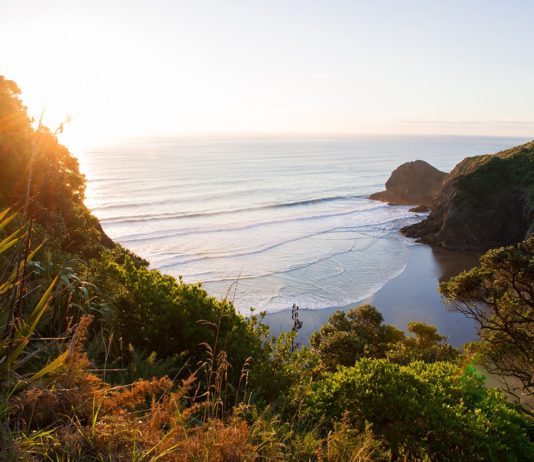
[2,2,534,459]
[3,0,533,151]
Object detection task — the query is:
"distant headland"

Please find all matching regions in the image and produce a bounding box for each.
[371,141,534,250]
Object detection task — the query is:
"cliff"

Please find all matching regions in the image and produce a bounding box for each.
[402,140,534,250]
[369,160,446,208]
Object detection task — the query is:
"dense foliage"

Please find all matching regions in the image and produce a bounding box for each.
[453,141,534,208]
[310,304,458,371]
[305,359,533,461]
[1,74,533,460]
[88,251,266,386]
[441,237,534,404]
[0,75,111,256]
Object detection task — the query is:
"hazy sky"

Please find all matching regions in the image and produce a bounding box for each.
[2,0,534,149]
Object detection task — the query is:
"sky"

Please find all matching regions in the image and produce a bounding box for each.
[1,0,534,150]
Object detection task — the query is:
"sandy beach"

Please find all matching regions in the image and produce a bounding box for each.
[264,243,480,347]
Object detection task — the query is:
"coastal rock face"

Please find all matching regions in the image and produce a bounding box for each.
[402,141,534,250]
[369,160,446,207]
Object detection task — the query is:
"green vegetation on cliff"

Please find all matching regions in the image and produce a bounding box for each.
[403,140,534,250]
[1,75,533,461]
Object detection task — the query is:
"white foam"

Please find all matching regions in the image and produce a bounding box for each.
[79,135,523,314]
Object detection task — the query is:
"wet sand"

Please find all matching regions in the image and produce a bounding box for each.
[264,243,480,347]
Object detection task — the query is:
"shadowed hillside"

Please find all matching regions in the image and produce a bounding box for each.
[403,140,534,250]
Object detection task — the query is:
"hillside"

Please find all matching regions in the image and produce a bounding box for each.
[402,140,534,250]
[1,74,533,461]
[0,76,113,256]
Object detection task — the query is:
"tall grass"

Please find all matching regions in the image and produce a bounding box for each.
[0,208,67,458]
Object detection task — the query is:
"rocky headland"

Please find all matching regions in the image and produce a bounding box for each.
[369,160,446,209]
[399,141,534,250]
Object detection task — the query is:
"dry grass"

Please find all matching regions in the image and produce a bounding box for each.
[9,315,256,461]
[7,316,385,462]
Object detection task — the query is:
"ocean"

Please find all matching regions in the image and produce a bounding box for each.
[78,135,527,319]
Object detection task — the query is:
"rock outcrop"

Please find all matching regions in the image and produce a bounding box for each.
[402,140,534,250]
[369,160,446,208]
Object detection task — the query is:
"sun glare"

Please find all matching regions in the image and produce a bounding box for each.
[2,0,534,154]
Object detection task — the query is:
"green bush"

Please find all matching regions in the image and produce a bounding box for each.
[310,304,457,371]
[304,358,534,461]
[88,252,266,388]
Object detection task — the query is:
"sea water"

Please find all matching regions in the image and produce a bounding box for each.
[78,135,527,315]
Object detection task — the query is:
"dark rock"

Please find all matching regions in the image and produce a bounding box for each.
[97,221,114,248]
[409,205,431,213]
[369,160,446,208]
[402,140,534,250]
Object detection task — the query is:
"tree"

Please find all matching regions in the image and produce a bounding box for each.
[440,237,534,404]
[386,321,458,365]
[310,304,457,371]
[0,74,111,256]
[310,304,402,371]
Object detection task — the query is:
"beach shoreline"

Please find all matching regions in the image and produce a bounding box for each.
[264,242,480,347]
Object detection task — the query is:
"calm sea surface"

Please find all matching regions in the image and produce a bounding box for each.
[78,135,527,316]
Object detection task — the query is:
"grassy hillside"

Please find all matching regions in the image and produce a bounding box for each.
[1,75,532,461]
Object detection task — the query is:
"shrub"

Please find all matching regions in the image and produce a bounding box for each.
[304,358,534,461]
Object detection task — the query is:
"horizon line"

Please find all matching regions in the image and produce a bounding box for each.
[82,131,534,144]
